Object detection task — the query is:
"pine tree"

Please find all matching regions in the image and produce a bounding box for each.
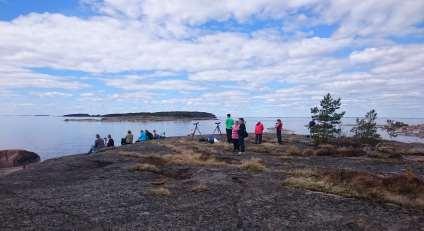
[351,109,381,144]
[310,93,345,144]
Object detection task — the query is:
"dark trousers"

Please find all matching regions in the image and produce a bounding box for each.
[255,134,262,144]
[232,139,239,151]
[226,129,232,143]
[277,131,282,144]
[238,137,245,152]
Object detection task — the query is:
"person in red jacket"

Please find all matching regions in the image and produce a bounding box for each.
[275,119,283,144]
[254,121,264,144]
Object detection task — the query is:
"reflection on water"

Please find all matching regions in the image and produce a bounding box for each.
[0,116,423,160]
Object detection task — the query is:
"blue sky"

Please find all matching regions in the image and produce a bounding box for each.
[0,0,423,117]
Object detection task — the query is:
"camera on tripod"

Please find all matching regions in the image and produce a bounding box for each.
[215,122,221,125]
[193,122,199,125]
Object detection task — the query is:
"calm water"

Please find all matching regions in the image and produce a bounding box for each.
[0,116,423,160]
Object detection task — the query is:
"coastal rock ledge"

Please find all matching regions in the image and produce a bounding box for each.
[0,149,40,168]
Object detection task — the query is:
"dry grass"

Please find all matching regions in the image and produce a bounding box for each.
[118,151,144,158]
[131,163,160,173]
[240,158,266,173]
[283,168,424,209]
[151,179,167,185]
[247,142,285,155]
[314,144,337,156]
[335,146,358,156]
[148,187,171,196]
[191,184,209,192]
[301,148,315,156]
[163,152,227,166]
[286,145,302,156]
[285,145,361,157]
[403,147,424,155]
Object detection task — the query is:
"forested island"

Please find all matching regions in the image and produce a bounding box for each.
[63,111,217,122]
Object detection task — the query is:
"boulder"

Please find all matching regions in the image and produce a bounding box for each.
[0,150,40,168]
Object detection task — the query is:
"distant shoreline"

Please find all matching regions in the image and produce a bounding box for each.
[64,116,217,122]
[63,111,217,122]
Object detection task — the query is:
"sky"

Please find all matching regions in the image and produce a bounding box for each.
[0,0,423,117]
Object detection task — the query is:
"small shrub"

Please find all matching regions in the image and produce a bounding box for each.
[149,187,171,196]
[240,158,266,173]
[351,109,381,145]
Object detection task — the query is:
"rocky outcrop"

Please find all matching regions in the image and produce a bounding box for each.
[0,150,40,168]
[1,136,424,230]
[397,124,424,138]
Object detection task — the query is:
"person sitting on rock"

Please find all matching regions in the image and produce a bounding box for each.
[90,134,105,153]
[152,130,160,139]
[106,134,114,147]
[121,130,133,145]
[138,130,147,142]
[145,130,154,140]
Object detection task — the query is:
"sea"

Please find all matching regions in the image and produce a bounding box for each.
[0,115,423,160]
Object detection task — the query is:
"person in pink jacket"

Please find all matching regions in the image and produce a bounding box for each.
[231,120,240,152]
[255,121,264,144]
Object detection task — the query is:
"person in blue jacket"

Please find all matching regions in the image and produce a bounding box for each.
[138,130,148,142]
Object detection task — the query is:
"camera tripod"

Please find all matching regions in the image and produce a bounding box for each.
[213,122,222,136]
[191,122,202,139]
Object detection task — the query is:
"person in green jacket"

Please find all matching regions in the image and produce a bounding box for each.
[225,114,234,143]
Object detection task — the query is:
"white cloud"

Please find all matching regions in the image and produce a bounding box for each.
[104,76,206,91]
[32,91,73,97]
[322,0,424,37]
[0,0,423,116]
[0,67,89,90]
[83,0,424,38]
[83,0,316,23]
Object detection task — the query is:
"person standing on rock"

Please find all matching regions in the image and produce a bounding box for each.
[225,114,234,143]
[232,120,240,152]
[237,118,248,155]
[255,121,264,144]
[275,119,283,144]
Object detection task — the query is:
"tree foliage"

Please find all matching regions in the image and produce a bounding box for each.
[310,93,345,144]
[351,109,380,144]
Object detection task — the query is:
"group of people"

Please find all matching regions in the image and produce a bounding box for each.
[121,129,163,145]
[90,129,164,153]
[90,134,115,153]
[225,114,285,154]
[90,115,306,155]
